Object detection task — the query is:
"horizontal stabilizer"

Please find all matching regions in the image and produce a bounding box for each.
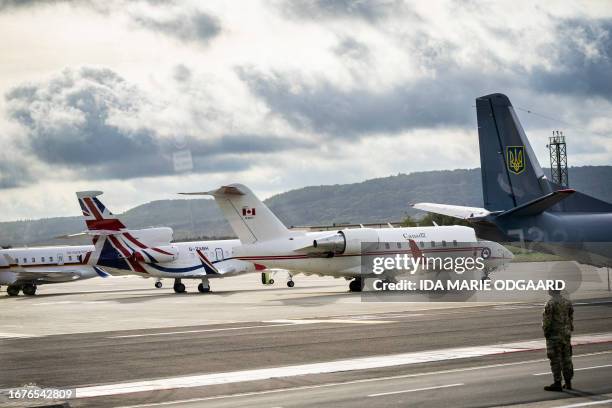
[498,189,575,217]
[180,185,246,197]
[412,203,492,220]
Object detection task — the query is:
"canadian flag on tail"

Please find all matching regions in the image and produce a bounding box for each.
[242,207,256,217]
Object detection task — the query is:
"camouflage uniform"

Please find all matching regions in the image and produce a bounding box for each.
[542,293,574,384]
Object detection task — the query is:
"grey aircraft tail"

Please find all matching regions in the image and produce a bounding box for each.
[476,93,612,214]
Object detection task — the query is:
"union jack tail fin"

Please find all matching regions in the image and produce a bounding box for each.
[76,191,169,274]
[77,191,126,232]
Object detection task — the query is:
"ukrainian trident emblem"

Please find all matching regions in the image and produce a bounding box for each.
[507,146,526,175]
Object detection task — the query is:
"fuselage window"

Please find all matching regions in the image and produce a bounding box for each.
[430,241,435,248]
[385,243,390,249]
[32,257,35,263]
[453,240,458,247]
[396,242,402,249]
[442,240,447,247]
[23,258,27,264]
[68,256,73,261]
[41,257,45,262]
[419,241,424,248]
[50,256,54,262]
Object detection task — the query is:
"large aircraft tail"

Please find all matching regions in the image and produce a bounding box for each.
[477,93,612,213]
[76,191,176,274]
[182,184,291,244]
[476,93,552,211]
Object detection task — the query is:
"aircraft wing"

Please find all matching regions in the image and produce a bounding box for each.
[412,203,492,220]
[10,270,87,283]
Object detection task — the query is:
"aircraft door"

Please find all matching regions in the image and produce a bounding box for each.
[215,248,224,261]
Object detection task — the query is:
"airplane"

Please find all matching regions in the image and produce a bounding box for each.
[414,93,612,268]
[181,184,514,291]
[75,191,256,293]
[0,245,105,296]
[0,225,199,296]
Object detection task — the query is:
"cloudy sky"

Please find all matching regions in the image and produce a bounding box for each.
[0,0,611,221]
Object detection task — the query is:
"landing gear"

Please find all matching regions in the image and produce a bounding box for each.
[154,279,163,289]
[173,278,186,294]
[349,278,362,292]
[22,284,37,296]
[6,285,20,296]
[286,274,294,288]
[198,278,211,293]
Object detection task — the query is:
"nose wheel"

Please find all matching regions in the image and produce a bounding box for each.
[198,278,211,293]
[154,280,163,289]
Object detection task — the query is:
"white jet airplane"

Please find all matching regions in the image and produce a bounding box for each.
[0,224,199,296]
[182,184,514,291]
[0,245,105,296]
[75,191,256,294]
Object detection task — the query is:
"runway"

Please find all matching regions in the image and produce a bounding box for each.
[1,262,611,407]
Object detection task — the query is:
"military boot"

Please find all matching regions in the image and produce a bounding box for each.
[544,382,563,391]
[563,381,572,390]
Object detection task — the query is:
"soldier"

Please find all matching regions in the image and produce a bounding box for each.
[542,288,574,391]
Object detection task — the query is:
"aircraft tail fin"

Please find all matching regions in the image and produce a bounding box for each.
[182,184,291,244]
[476,93,552,211]
[77,191,127,232]
[76,191,173,274]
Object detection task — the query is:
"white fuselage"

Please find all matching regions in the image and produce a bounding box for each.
[93,239,243,279]
[231,226,513,277]
[0,245,97,285]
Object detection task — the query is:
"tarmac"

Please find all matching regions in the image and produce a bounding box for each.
[0,261,611,407]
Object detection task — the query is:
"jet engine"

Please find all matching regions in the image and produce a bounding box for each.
[312,228,380,255]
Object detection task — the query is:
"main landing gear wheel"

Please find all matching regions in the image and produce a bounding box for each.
[349,278,362,292]
[7,285,20,296]
[269,279,275,285]
[155,280,163,289]
[287,280,295,288]
[22,284,37,296]
[198,283,211,293]
[173,278,186,294]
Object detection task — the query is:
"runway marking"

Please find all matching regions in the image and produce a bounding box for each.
[533,364,612,376]
[75,332,612,398]
[556,399,612,408]
[264,319,395,325]
[0,332,36,339]
[367,383,463,397]
[108,323,300,338]
[114,351,612,408]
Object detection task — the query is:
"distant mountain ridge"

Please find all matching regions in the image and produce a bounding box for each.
[1,166,611,246]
